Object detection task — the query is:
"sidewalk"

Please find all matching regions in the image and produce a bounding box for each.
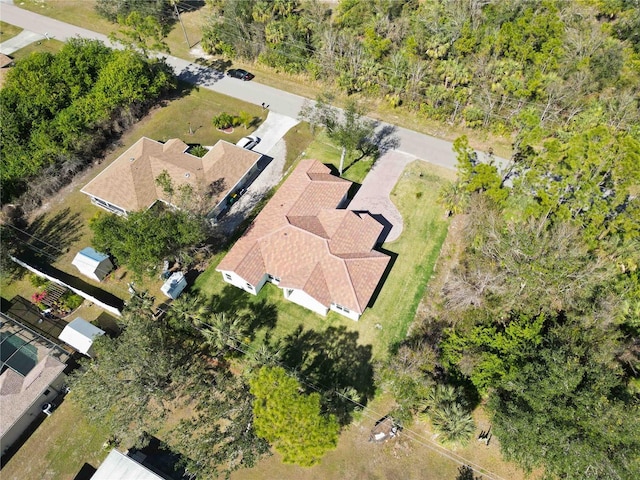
[0,30,44,55]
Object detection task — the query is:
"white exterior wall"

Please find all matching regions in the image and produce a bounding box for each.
[0,372,66,455]
[330,303,361,321]
[219,271,268,295]
[283,288,329,316]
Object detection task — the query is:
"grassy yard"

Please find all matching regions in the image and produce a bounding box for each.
[0,86,267,310]
[18,0,205,59]
[194,160,453,360]
[0,21,22,42]
[10,38,65,60]
[231,392,531,480]
[1,399,111,480]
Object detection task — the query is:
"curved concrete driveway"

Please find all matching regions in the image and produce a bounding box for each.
[348,151,415,243]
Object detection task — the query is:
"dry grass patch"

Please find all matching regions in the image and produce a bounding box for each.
[0,21,22,42]
[1,400,110,480]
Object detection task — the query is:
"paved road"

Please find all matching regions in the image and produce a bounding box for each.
[0,1,503,172]
[1,2,510,243]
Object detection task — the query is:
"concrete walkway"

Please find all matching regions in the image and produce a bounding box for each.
[349,151,415,243]
[0,30,45,54]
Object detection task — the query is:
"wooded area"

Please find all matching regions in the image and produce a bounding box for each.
[201,0,639,134]
[384,121,640,478]
[0,38,175,205]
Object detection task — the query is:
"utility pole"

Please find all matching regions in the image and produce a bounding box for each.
[339,147,346,176]
[173,1,190,48]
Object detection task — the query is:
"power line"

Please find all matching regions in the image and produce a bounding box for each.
[148,300,507,480]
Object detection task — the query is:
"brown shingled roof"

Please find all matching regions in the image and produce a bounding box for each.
[217,160,390,314]
[0,53,13,68]
[81,138,261,213]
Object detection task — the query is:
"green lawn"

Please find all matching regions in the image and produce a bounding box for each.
[18,0,205,60]
[195,160,452,360]
[18,0,118,37]
[1,399,111,480]
[131,84,266,146]
[0,87,268,309]
[0,21,22,43]
[10,38,65,60]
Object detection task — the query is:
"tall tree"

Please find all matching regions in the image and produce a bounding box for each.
[249,366,340,466]
[488,319,640,479]
[90,206,206,277]
[68,308,193,444]
[298,96,378,174]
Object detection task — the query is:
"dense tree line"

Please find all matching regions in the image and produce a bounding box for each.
[69,292,270,479]
[0,39,175,206]
[382,101,640,478]
[202,0,639,133]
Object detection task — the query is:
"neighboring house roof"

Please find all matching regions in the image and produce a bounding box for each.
[0,355,66,438]
[0,54,13,68]
[81,138,261,213]
[217,159,390,314]
[91,449,166,480]
[58,318,105,356]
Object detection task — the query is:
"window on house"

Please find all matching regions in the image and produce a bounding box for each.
[246,283,253,290]
[334,304,350,313]
[225,273,232,281]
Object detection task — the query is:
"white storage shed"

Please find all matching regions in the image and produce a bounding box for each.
[161,272,187,300]
[58,317,105,357]
[71,247,113,282]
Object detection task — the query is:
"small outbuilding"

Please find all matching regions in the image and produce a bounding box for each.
[160,272,187,300]
[58,317,105,357]
[71,247,114,282]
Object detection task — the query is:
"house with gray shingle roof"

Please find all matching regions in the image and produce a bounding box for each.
[216,159,390,320]
[81,137,261,218]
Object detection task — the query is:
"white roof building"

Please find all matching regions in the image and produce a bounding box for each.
[58,318,105,356]
[71,247,114,282]
[160,272,187,300]
[91,449,167,480]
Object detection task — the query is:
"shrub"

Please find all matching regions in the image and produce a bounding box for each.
[60,291,84,311]
[212,112,235,129]
[29,274,49,288]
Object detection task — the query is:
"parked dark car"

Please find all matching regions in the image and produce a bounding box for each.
[227,68,254,81]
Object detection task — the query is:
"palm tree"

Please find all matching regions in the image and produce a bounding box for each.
[166,293,208,331]
[430,401,475,445]
[125,290,155,318]
[201,313,249,356]
[437,180,469,217]
[246,344,280,373]
[420,384,475,446]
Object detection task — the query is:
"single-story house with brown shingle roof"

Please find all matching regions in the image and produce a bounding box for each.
[81,138,261,218]
[216,159,390,321]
